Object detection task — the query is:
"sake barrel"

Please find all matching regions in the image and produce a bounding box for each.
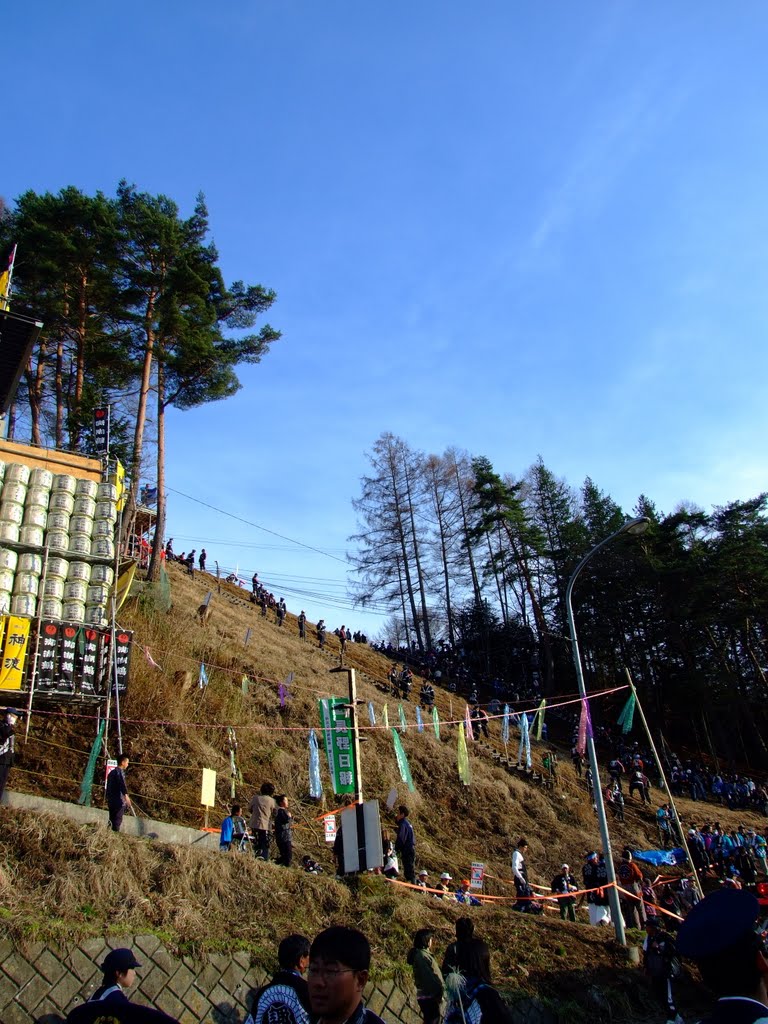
[63,579,88,602]
[14,572,39,596]
[46,556,69,580]
[67,561,91,582]
[92,519,114,539]
[87,584,110,606]
[92,537,115,560]
[0,522,20,543]
[97,482,118,502]
[69,533,92,556]
[0,549,18,572]
[0,568,14,592]
[19,524,44,547]
[11,594,36,616]
[40,597,63,620]
[72,496,96,518]
[0,462,5,481]
[46,530,70,552]
[22,506,48,529]
[0,590,11,614]
[29,468,54,490]
[42,578,65,600]
[90,564,114,585]
[0,501,24,525]
[26,486,51,509]
[18,552,43,575]
[52,473,77,494]
[6,463,31,485]
[62,599,85,621]
[70,515,94,537]
[46,510,71,532]
[48,491,75,514]
[2,481,27,505]
[74,479,99,499]
[85,605,108,626]
[94,501,117,523]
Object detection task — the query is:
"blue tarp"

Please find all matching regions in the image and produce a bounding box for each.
[632,847,687,866]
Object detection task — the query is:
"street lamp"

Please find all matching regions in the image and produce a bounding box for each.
[565,516,650,946]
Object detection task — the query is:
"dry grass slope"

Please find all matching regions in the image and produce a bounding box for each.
[2,561,764,1019]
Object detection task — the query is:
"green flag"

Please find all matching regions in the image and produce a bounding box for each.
[392,728,415,792]
[432,706,440,739]
[617,693,636,734]
[78,720,107,806]
[398,703,407,733]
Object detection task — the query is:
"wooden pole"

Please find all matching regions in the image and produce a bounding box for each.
[624,667,704,899]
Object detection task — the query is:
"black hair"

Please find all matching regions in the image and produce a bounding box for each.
[278,934,310,970]
[517,837,528,848]
[455,917,474,942]
[117,753,129,765]
[261,782,276,796]
[230,804,241,815]
[457,939,492,985]
[407,929,433,965]
[310,926,370,971]
[398,806,409,817]
[276,794,287,806]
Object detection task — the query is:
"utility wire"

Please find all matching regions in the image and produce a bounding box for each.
[168,487,350,565]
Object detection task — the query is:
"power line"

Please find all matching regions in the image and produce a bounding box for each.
[168,487,350,565]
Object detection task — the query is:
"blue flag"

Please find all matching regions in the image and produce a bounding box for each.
[368,701,376,726]
[309,729,322,798]
[501,704,510,745]
[198,663,209,688]
[415,706,424,732]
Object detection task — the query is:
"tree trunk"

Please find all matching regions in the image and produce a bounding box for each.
[122,290,157,544]
[147,361,165,582]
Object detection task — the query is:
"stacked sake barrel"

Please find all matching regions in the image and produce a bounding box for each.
[0,462,117,625]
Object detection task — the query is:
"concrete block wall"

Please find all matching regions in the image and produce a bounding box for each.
[0,934,423,1024]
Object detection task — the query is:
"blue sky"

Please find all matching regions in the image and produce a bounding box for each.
[4,3,768,634]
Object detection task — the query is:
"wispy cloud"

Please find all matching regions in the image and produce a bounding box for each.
[524,73,692,259]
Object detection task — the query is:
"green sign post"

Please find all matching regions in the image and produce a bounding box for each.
[319,697,357,796]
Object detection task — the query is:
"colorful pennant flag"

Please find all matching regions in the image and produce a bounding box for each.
[309,729,322,798]
[198,663,209,688]
[415,706,424,733]
[501,704,510,745]
[617,693,636,735]
[464,704,474,741]
[143,646,161,670]
[533,698,546,741]
[367,701,376,726]
[432,707,440,739]
[392,728,415,792]
[458,722,471,786]
[382,704,389,729]
[576,697,594,757]
[279,683,286,707]
[518,712,531,769]
[398,703,407,733]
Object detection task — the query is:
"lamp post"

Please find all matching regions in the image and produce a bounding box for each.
[565,516,649,946]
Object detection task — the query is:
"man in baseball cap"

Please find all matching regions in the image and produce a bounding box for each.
[676,888,768,1022]
[65,946,179,1023]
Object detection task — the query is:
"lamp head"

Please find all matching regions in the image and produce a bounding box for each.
[622,516,650,537]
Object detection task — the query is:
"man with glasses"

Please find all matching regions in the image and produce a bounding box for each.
[308,927,387,1024]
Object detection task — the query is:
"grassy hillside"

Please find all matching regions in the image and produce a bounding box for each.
[2,560,765,1019]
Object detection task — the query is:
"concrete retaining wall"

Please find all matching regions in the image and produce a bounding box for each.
[0,934,423,1024]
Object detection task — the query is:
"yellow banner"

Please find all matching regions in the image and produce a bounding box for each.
[200,768,217,808]
[110,459,126,511]
[0,615,31,690]
[112,562,137,613]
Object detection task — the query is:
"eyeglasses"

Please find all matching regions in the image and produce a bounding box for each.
[307,967,357,980]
